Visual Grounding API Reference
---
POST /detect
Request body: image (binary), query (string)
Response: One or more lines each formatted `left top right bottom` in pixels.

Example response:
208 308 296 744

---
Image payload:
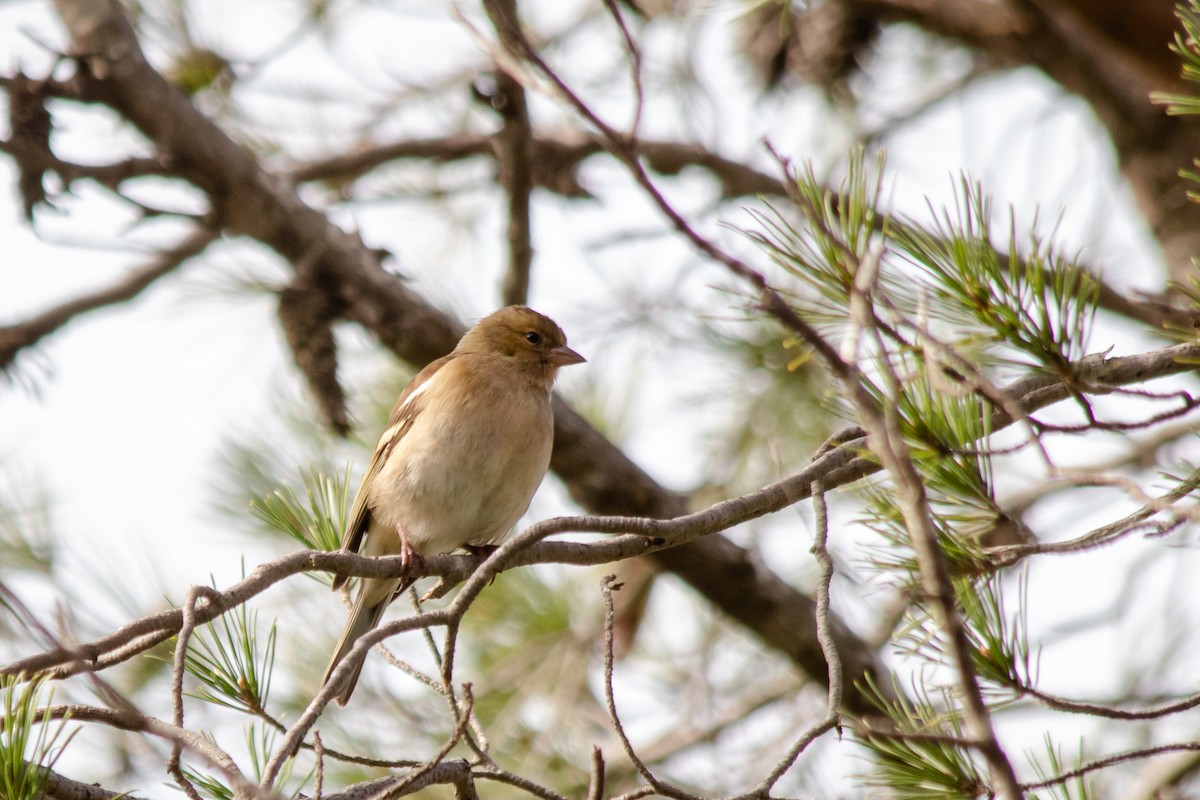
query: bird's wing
332 355 453 590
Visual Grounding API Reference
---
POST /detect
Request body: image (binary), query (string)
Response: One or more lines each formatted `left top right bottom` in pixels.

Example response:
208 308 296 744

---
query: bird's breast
367 374 554 555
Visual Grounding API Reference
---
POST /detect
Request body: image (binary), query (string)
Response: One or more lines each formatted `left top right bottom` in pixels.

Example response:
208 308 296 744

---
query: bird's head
457 306 585 378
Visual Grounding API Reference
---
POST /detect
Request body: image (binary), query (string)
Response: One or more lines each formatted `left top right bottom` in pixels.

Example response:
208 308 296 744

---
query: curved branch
288 133 787 201
0 228 217 373
318 760 478 800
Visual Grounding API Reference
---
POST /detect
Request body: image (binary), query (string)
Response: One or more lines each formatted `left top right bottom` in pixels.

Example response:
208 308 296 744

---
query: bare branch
318 760 478 800
600 0 645 135
586 747 605 800
1018 684 1200 721
474 768 571 800
288 134 786 201
167 585 220 800
312 732 325 800
988 473 1200 567
599 575 698 800
483 0 536 307
0 227 217 373
41 765 151 800
1020 741 1200 793
742 482 841 798
278 265 351 436
842 243 1020 799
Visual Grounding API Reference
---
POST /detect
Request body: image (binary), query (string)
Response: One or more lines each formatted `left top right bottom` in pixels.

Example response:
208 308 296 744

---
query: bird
321 305 585 705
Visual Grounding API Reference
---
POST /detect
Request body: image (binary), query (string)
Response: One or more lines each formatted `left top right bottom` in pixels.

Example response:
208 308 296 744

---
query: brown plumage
322 306 585 705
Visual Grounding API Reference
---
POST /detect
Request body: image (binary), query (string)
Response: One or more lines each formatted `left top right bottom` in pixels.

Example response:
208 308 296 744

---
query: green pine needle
1027 734 1094 800
857 676 989 799
179 767 234 800
958 574 1034 694
181 725 311 800
743 146 902 329
0 675 75 800
889 180 1098 371
182 595 277 715
249 466 350 554
1153 1 1200 116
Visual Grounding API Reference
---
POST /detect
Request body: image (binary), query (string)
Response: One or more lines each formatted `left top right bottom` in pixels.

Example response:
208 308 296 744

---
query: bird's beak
548 345 586 367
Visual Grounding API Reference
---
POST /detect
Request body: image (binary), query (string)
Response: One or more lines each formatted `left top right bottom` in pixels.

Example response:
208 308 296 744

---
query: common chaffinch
321 305 585 705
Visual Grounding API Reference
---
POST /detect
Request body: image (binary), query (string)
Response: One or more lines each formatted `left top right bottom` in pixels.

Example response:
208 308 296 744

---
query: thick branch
42 767 150 800
288 133 787 201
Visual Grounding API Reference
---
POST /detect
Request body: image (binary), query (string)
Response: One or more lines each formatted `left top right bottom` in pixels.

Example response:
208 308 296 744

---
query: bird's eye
524 331 542 345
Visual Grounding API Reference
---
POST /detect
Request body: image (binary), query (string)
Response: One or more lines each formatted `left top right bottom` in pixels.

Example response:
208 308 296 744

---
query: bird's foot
399 536 427 577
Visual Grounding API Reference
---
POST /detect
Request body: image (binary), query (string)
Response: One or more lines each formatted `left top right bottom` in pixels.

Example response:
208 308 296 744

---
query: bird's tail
322 581 394 707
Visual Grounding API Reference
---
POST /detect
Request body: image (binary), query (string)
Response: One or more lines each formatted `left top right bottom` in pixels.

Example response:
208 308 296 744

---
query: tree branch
0 227 217 373
483 0 536 307
41 765 150 800
841 246 1021 799
319 760 478 800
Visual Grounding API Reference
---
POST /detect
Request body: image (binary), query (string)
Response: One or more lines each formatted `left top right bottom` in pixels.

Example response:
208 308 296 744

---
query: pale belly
365 386 553 556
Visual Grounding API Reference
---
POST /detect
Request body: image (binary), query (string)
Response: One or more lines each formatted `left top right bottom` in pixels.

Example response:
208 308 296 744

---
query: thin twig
599 0 644 136
1003 418 1200 514
842 243 1022 799
319 760 478 800
482 0 535 307
1020 741 1200 792
987 474 1200 567
607 789 656 800
473 768 570 800
1018 684 1200 721
741 482 841 798
598 576 701 800
314 731 326 800
167 585 219 800
363 686 477 800
586 746 605 800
